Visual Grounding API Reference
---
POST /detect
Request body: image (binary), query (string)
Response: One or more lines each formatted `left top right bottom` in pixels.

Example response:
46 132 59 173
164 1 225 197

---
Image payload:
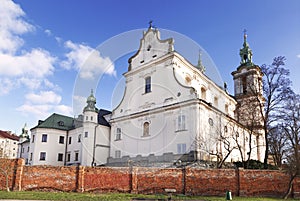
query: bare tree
209 120 239 168
260 56 292 168
237 95 263 168
0 158 12 192
280 93 300 199
268 126 288 168
194 117 244 169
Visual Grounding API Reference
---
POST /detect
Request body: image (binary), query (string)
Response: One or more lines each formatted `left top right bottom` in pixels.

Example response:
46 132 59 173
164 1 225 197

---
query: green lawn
0 191 295 201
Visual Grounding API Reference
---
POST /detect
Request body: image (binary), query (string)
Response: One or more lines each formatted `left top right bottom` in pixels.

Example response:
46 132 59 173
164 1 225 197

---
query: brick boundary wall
0 159 299 198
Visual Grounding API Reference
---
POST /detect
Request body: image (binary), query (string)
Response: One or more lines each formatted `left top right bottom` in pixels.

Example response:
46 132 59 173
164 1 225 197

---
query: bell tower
232 31 264 109
232 31 265 161
83 89 98 123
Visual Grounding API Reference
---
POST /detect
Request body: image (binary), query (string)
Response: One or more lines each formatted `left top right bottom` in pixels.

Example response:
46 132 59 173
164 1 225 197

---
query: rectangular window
225 104 229 114
30 153 32 161
78 134 81 142
22 148 24 153
177 115 186 131
85 132 88 138
115 150 121 158
68 136 72 144
27 147 30 152
32 135 35 143
74 152 79 161
59 136 65 144
145 77 151 93
177 143 186 154
67 152 71 162
40 152 46 161
242 77 247 94
214 97 218 107
116 128 121 140
41 134 47 142
58 153 63 161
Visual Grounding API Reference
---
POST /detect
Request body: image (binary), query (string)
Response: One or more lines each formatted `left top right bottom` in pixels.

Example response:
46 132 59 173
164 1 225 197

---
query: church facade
24 27 265 167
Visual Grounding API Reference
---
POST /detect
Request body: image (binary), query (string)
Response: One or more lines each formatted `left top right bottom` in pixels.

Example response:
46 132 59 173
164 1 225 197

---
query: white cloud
25 91 62 105
297 54 300 58
0 48 56 77
17 90 73 119
73 95 87 114
55 105 73 116
62 40 116 79
55 36 62 44
44 29 52 36
0 77 17 95
17 104 52 119
0 0 34 54
0 1 57 95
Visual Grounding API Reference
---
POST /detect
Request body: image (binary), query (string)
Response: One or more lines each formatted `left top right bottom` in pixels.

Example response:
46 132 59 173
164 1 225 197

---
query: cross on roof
149 20 153 28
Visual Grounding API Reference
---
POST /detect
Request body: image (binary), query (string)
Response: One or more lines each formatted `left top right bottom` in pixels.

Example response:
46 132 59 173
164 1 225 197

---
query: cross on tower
149 20 153 28
243 29 247 39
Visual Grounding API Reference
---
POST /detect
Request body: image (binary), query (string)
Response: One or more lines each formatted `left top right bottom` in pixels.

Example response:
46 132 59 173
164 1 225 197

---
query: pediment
128 28 174 71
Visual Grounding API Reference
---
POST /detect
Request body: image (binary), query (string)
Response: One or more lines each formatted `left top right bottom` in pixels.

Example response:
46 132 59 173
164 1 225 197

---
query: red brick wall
133 167 183 194
0 158 21 191
83 167 131 192
0 158 299 198
239 169 290 197
21 165 77 191
185 168 238 196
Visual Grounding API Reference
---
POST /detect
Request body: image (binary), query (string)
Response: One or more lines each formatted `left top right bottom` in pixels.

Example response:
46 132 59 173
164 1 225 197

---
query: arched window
145 77 151 93
143 122 150 136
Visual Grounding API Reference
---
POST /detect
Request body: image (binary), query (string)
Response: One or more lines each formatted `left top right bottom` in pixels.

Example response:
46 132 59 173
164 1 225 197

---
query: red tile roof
0 130 19 141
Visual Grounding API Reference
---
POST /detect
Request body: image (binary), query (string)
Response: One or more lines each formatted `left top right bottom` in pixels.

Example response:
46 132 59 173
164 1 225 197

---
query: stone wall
0 158 299 198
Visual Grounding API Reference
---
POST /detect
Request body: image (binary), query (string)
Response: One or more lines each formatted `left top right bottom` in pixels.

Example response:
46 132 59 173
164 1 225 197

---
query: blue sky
1 0 300 134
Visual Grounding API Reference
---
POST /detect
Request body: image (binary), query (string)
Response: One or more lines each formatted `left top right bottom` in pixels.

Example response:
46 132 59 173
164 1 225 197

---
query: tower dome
83 89 98 113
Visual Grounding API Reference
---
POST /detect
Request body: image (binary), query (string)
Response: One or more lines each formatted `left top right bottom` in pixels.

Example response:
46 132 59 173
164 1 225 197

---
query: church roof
31 110 111 131
0 130 19 141
98 109 111 127
31 113 74 131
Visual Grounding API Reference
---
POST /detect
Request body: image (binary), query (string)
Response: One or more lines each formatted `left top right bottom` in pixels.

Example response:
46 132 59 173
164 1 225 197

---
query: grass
0 191 296 201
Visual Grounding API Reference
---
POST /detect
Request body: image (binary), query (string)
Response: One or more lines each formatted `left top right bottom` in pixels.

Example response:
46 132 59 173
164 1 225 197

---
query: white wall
0 137 18 159
30 128 67 166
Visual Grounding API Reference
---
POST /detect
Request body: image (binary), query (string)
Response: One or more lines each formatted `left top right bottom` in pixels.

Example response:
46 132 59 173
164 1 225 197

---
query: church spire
196 50 206 73
20 123 28 138
239 29 253 66
83 89 98 113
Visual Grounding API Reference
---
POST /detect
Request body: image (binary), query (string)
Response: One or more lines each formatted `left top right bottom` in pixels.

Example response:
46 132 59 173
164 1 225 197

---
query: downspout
108 125 111 162
64 130 69 166
19 143 23 158
92 124 99 167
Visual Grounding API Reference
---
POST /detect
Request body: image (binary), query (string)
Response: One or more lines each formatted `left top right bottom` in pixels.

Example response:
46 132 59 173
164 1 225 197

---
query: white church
19 26 266 167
